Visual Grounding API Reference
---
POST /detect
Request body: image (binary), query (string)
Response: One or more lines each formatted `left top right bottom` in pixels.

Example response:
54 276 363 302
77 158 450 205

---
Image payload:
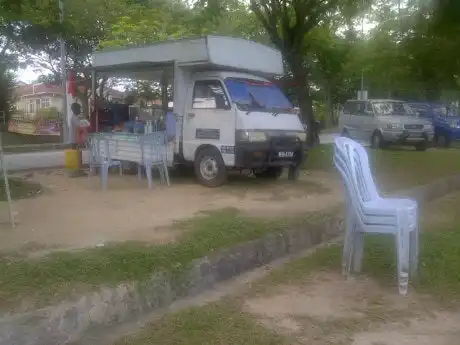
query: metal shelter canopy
89 36 284 78
76 62 174 82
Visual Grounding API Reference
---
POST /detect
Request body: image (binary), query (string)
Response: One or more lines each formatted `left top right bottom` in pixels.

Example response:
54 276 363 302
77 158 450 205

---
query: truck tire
341 129 350 138
415 141 428 151
194 147 228 187
371 132 384 149
287 165 300 181
254 167 283 179
435 133 451 148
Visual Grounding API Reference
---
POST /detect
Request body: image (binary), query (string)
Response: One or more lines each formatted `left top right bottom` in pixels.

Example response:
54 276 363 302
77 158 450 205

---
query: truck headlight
386 123 403 130
284 131 307 142
238 130 268 142
449 120 460 129
295 132 307 142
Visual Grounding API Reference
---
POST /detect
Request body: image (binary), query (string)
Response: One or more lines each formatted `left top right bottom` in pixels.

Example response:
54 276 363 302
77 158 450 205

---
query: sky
17 65 40 83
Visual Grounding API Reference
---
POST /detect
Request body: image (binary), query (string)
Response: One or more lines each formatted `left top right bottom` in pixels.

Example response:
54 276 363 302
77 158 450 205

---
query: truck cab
407 102 460 147
83 36 306 187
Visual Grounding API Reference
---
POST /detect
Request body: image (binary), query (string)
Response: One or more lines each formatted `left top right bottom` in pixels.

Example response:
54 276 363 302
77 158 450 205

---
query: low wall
1 174 460 345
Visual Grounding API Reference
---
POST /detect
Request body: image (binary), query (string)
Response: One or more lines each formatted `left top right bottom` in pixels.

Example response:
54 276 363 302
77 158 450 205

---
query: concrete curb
1 174 460 345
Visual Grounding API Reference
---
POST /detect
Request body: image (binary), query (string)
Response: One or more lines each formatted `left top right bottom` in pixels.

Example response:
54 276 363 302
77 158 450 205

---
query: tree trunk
290 61 316 146
324 81 332 129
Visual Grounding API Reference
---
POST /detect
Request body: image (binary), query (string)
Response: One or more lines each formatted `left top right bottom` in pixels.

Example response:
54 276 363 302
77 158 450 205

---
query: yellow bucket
64 149 82 170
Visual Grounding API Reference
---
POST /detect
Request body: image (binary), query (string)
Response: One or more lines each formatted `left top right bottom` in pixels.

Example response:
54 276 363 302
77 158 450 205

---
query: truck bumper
382 130 434 144
449 128 460 141
234 137 305 169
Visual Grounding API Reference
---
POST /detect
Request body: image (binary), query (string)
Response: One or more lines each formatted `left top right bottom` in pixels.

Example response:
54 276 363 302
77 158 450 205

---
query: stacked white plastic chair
138 131 170 189
86 134 123 190
333 137 419 295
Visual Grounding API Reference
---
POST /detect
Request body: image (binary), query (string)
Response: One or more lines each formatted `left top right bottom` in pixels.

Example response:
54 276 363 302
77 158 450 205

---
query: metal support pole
91 69 98 132
360 0 365 93
0 133 15 228
161 72 168 116
58 0 69 144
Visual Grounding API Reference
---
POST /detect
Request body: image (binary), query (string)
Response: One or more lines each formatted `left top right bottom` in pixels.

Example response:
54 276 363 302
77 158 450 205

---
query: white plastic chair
86 134 123 190
333 137 419 295
138 131 170 188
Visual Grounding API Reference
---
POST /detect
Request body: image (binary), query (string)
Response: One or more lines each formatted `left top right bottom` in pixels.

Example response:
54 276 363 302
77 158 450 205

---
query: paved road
3 133 338 171
4 150 90 172
319 132 338 144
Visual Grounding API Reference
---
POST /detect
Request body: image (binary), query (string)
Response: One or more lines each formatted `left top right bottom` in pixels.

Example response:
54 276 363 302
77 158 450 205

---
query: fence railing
8 112 62 136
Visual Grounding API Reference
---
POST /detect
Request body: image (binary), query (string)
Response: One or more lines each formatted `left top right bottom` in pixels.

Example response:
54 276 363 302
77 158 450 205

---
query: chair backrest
333 137 381 224
89 131 168 165
141 131 168 164
86 133 108 163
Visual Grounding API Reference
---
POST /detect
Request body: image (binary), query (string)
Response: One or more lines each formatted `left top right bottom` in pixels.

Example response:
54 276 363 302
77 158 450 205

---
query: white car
339 99 434 151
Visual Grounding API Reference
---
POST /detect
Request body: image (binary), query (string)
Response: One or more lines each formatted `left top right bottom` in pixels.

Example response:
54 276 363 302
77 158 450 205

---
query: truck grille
271 136 297 149
404 124 423 130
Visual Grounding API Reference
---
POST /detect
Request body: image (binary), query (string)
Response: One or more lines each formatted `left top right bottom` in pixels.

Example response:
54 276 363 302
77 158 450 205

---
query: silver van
338 99 434 150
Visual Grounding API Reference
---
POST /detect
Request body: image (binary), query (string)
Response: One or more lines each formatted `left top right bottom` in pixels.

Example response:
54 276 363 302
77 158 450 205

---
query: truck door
361 101 376 140
182 79 236 166
350 101 367 140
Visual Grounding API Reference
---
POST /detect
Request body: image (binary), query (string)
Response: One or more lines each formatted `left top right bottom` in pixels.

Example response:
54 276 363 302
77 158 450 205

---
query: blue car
407 102 460 147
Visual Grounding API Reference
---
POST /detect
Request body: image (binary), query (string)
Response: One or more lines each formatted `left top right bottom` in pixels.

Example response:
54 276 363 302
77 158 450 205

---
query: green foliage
0 66 15 119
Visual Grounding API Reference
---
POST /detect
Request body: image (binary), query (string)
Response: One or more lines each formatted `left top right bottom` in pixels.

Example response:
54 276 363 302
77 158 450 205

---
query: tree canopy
1 0 459 129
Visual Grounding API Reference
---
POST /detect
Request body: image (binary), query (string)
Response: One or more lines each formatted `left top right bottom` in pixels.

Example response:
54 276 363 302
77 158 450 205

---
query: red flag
67 72 77 98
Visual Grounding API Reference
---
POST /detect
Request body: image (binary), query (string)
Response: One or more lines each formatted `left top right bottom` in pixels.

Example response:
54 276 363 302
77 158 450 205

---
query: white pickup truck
79 36 306 187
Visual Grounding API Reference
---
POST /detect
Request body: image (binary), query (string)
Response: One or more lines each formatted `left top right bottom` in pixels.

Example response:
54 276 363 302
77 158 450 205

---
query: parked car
338 99 434 151
407 102 460 147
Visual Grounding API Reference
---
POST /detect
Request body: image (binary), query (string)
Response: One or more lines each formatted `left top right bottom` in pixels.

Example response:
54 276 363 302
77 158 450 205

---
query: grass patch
255 191 460 300
114 301 288 345
303 144 460 191
110 192 460 345
0 178 42 200
1 132 60 146
0 208 332 311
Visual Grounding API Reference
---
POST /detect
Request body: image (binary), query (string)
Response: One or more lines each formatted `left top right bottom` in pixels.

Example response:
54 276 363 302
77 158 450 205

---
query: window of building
41 97 51 108
27 99 35 114
192 80 230 110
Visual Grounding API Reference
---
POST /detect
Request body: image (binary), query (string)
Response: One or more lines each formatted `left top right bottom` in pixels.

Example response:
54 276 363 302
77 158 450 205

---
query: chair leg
342 208 355 277
88 164 94 178
145 164 153 189
396 226 410 296
118 164 123 177
163 162 170 186
158 166 165 184
352 231 365 273
137 164 142 181
100 163 109 191
409 226 419 277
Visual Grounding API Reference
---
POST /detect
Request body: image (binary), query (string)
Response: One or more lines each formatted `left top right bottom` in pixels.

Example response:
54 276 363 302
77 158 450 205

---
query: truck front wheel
194 147 228 187
254 167 283 179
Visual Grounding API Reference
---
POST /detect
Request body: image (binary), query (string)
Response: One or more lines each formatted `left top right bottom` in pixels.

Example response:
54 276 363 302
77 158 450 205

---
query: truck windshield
433 105 457 117
372 101 414 116
224 78 293 112
409 103 457 117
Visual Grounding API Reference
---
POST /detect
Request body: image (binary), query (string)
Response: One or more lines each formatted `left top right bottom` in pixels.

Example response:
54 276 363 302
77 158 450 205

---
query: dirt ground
0 169 342 253
244 271 460 345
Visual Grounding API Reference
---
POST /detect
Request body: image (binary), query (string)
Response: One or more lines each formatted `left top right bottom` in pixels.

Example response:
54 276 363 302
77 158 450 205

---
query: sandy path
0 170 342 252
244 271 460 345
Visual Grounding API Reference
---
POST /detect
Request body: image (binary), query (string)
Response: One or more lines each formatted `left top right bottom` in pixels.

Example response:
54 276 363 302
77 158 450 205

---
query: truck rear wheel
254 167 283 179
415 141 428 151
435 133 451 148
371 132 384 149
194 147 228 187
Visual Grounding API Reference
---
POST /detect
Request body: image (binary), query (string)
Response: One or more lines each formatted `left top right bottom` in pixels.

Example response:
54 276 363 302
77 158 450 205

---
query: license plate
278 151 294 158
